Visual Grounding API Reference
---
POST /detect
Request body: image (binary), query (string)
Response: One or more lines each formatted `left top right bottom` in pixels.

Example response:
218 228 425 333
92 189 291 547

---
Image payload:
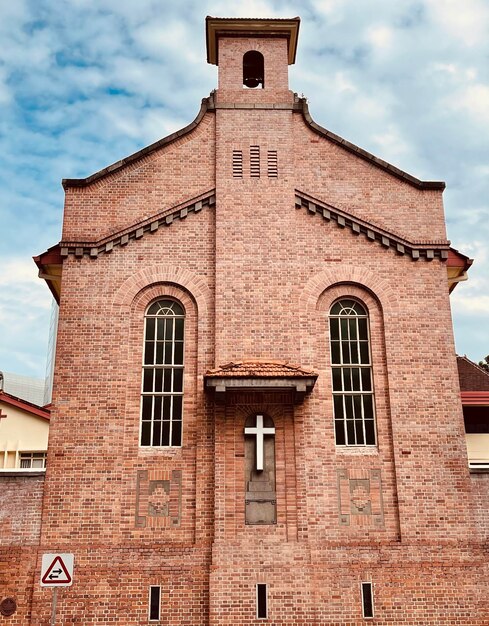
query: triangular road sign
41 556 72 585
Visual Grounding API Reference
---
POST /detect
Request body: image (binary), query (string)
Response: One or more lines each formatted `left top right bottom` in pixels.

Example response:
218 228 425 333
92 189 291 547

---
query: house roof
62 97 212 189
205 16 301 65
61 95 445 192
38 87 468 302
461 391 489 406
447 248 473 293
204 360 318 402
0 390 50 421
205 360 317 378
457 355 489 392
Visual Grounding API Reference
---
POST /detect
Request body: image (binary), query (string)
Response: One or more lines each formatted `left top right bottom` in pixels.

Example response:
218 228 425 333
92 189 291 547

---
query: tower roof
205 16 300 65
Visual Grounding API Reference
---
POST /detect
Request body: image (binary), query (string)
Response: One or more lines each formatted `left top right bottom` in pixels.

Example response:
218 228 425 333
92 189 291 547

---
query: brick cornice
295 190 450 262
296 98 445 190
58 191 216 260
62 96 216 189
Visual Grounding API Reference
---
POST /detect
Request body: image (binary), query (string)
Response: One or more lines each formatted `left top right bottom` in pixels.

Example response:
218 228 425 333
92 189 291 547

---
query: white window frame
19 452 47 470
140 299 185 448
329 299 377 447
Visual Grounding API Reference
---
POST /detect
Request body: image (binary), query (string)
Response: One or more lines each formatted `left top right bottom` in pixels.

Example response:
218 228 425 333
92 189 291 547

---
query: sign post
50 588 58 626
40 553 74 626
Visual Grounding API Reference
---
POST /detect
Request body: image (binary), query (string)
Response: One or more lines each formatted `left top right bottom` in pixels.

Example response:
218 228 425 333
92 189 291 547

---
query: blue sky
1 0 488 378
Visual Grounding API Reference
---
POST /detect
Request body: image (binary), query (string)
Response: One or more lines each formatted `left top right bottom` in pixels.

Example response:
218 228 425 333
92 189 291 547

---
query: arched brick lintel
301 265 399 315
111 265 212 321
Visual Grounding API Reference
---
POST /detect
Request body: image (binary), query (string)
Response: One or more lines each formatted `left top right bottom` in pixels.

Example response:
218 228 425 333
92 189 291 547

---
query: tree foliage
478 355 489 373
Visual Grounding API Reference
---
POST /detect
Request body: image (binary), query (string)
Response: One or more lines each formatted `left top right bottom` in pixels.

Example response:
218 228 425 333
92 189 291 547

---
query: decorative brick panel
337 468 384 527
135 469 183 528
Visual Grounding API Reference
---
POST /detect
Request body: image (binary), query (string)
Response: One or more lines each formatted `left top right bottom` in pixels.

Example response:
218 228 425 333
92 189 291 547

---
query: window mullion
330 301 375 447
141 301 184 448
150 396 155 446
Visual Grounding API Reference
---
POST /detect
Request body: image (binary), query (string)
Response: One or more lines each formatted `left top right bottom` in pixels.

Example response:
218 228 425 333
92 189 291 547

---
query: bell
244 76 261 89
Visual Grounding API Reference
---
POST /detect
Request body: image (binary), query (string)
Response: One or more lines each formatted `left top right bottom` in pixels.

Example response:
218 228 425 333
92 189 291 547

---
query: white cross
244 414 275 471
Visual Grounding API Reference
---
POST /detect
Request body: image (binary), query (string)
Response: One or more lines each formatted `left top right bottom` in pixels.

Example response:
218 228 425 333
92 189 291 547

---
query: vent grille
250 145 260 178
232 150 243 178
267 150 278 178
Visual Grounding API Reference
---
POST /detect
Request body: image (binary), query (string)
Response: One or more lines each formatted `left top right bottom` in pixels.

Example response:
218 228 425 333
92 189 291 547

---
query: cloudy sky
1 0 488 379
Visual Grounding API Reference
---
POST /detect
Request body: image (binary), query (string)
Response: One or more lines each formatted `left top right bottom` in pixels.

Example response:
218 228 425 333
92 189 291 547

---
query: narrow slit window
267 150 278 178
329 299 376 446
361 582 374 618
232 150 243 178
141 299 185 447
256 583 267 619
149 586 161 621
250 146 260 178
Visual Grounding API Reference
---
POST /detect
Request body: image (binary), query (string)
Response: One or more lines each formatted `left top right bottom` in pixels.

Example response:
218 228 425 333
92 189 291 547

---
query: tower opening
243 51 264 88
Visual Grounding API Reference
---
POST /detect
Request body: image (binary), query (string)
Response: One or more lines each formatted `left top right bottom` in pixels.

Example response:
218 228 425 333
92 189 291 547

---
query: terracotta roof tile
205 360 317 378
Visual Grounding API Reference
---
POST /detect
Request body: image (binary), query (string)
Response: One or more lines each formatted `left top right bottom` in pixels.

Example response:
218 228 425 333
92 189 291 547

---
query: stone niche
244 414 276 524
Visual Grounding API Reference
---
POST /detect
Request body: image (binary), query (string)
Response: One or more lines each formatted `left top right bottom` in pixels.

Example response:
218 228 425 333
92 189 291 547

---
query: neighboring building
0 391 49 471
457 355 489 471
0 371 45 406
1 16 487 625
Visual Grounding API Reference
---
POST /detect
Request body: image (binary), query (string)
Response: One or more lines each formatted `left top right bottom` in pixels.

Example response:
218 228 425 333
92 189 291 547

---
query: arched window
329 299 376 446
140 299 184 447
243 51 264 89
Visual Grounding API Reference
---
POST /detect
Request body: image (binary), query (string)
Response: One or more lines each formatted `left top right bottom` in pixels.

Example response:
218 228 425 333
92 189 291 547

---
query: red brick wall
3 27 487 625
0 474 44 624
209 562 485 625
471 474 489 542
294 114 447 242
216 37 293 105
0 474 44 544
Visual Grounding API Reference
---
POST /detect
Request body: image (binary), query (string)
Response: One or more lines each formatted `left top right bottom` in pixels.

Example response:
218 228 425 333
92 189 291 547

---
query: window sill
335 446 379 456
469 464 489 473
138 446 182 457
0 469 46 476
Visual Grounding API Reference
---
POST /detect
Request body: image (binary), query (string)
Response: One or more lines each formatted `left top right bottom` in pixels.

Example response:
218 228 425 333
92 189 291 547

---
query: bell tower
206 16 300 105
206 17 303 365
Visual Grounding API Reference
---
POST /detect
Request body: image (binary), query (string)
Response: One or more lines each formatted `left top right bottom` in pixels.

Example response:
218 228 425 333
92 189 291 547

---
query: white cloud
333 71 357 94
0 259 39 286
367 25 394 49
451 292 489 320
0 258 52 377
371 125 412 161
427 0 489 47
452 83 489 126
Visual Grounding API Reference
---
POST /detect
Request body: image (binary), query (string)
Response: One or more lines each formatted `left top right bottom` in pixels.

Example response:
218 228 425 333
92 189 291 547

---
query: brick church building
2 16 488 624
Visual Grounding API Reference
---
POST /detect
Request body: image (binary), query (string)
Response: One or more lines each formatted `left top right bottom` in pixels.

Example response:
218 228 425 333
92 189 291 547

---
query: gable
61 108 216 243
293 107 447 243
0 395 49 455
